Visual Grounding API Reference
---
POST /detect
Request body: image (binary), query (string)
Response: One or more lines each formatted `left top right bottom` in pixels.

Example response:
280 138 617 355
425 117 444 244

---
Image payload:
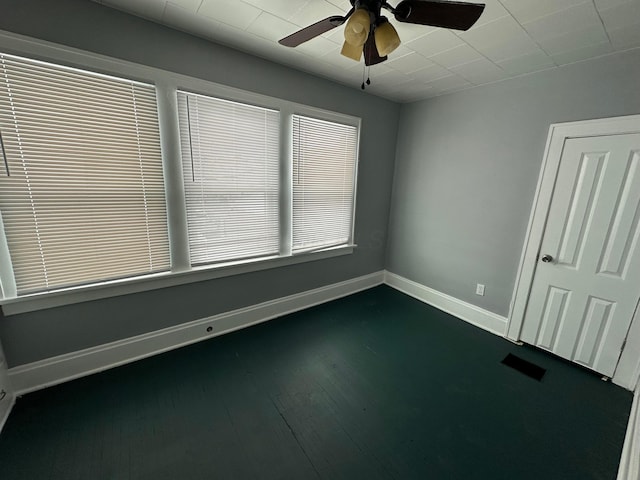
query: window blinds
292 115 357 253
0 53 169 294
177 92 280 265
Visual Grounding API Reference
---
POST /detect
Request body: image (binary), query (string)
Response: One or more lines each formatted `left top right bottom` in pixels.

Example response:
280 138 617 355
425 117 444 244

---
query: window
292 115 358 253
0 39 361 313
177 91 280 265
0 53 169 294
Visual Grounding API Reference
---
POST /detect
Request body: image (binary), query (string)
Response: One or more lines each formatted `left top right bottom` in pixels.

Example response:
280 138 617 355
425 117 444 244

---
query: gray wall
387 48 640 317
0 0 400 366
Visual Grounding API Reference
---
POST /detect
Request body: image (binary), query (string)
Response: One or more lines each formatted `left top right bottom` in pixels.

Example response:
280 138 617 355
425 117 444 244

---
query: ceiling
91 0 640 102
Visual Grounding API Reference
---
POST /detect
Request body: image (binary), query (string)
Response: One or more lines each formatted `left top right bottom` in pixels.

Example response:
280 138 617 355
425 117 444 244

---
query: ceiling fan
279 0 486 66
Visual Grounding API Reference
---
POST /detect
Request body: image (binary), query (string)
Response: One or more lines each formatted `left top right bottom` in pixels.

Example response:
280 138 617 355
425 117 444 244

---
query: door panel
536 286 570 350
556 151 606 267
521 134 640 377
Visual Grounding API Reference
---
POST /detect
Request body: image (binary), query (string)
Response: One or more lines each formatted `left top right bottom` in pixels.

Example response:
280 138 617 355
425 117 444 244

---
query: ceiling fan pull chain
361 63 366 90
366 66 371 86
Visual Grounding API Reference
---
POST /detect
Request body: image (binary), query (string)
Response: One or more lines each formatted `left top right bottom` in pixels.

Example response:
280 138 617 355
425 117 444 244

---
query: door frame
506 114 640 390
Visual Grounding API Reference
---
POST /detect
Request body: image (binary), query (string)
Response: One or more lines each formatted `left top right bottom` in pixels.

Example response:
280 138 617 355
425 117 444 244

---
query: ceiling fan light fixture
343 7 371 46
374 19 401 57
278 0 487 73
340 40 363 61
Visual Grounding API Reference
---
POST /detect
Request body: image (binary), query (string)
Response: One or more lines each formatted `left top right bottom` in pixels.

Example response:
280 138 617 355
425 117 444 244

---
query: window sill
0 245 355 316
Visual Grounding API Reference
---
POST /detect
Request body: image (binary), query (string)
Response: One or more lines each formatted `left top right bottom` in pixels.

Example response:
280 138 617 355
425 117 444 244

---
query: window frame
0 30 360 315
176 90 282 266
291 113 360 254
0 52 171 295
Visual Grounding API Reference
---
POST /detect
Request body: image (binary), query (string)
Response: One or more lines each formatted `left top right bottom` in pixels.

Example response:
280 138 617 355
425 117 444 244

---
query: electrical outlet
476 283 485 296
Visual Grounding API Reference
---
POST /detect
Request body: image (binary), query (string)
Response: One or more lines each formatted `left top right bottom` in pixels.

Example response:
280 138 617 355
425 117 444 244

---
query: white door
521 133 640 377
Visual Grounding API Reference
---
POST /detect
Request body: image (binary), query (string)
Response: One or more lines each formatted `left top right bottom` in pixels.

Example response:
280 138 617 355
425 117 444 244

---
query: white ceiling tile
97 0 637 103
391 82 433 94
459 16 540 62
500 0 586 24
478 40 542 63
102 0 167 21
521 2 602 41
456 15 515 43
537 24 609 55
386 52 435 74
598 0 640 31
370 80 433 98
387 44 414 59
241 0 307 21
163 2 240 42
594 0 632 9
373 68 417 87
246 12 297 42
294 34 338 56
198 0 262 30
449 57 510 85
391 20 436 43
411 63 452 83
324 0 350 9
473 0 510 27
607 21 640 49
497 48 556 75
428 43 483 68
551 42 614 65
359 62 394 78
289 0 343 27
424 74 471 92
322 23 346 42
406 30 464 57
168 0 202 13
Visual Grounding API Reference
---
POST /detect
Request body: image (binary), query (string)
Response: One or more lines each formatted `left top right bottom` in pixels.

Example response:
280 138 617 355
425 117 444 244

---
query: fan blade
364 31 387 66
279 16 347 47
394 0 485 31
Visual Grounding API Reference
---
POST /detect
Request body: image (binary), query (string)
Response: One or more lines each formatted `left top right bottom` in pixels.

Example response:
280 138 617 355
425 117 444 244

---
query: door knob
541 254 553 263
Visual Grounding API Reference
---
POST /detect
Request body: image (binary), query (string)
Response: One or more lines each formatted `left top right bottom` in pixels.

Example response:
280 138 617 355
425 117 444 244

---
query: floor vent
501 353 546 381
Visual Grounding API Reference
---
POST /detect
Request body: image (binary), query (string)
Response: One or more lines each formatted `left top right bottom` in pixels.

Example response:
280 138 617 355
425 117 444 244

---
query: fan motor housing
350 0 386 19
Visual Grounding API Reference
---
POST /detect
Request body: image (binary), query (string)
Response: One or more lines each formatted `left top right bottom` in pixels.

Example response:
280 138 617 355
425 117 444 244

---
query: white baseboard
618 385 640 480
8 271 385 396
384 271 508 337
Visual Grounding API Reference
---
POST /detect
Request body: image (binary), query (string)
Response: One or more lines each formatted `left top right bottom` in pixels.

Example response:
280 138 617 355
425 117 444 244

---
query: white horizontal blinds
0 53 169 294
177 92 280 265
292 115 357 253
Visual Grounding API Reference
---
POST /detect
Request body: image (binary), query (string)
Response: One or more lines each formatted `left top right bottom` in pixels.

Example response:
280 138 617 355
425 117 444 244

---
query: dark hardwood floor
0 286 632 479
